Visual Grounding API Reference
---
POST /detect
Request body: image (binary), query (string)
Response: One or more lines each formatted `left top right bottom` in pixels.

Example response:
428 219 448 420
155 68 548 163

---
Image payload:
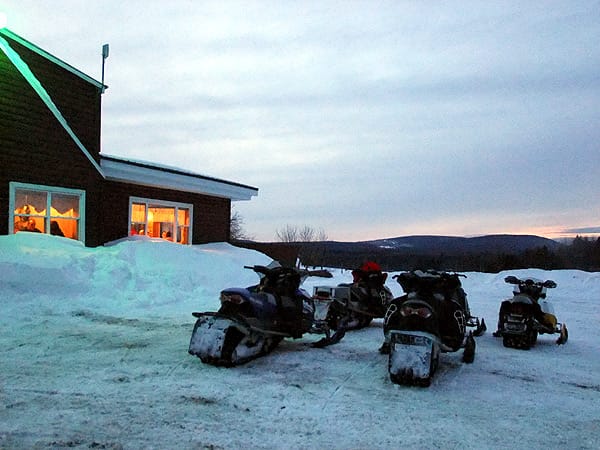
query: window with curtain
10 182 85 241
129 197 192 244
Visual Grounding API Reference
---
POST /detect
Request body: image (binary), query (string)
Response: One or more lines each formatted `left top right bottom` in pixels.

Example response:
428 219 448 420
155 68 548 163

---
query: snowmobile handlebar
504 275 556 289
392 270 466 282
392 270 466 294
244 265 270 274
304 269 333 278
392 269 467 284
243 265 332 278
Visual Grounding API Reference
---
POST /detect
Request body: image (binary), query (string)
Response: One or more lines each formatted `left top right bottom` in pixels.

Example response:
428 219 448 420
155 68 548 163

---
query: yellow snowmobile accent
542 313 557 330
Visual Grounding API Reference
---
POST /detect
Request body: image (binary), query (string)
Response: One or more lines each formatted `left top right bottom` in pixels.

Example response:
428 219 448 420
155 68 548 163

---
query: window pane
177 226 189 244
14 216 29 232
15 216 45 234
147 206 174 238
50 218 78 239
131 203 146 224
14 189 47 215
160 226 173 241
177 208 190 244
178 208 189 226
130 224 145 235
51 193 79 217
149 206 174 223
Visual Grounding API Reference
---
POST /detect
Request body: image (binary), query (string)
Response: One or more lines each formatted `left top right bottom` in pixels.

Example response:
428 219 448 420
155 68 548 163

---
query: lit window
129 197 192 244
9 182 85 242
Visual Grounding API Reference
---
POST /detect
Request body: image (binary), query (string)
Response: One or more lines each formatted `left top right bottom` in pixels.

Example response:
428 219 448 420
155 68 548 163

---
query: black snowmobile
313 261 394 331
493 275 568 349
188 263 346 366
381 270 486 387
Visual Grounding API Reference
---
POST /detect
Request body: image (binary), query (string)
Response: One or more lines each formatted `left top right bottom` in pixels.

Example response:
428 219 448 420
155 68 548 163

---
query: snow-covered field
1 233 599 449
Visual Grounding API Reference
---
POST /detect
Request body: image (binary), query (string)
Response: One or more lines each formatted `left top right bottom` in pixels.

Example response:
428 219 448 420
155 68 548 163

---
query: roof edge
100 155 258 201
0 28 106 90
101 154 258 192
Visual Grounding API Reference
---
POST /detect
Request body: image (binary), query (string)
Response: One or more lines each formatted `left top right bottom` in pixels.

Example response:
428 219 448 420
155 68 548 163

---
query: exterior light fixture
101 43 109 93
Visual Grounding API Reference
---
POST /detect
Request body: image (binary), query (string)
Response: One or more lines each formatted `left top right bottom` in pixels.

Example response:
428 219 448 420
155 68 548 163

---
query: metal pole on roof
101 43 109 94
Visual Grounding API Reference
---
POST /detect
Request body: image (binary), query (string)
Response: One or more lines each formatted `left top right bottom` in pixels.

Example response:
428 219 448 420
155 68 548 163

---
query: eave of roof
100 155 259 201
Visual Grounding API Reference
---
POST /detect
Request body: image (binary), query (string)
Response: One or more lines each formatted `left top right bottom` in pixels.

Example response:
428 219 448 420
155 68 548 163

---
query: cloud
563 227 600 234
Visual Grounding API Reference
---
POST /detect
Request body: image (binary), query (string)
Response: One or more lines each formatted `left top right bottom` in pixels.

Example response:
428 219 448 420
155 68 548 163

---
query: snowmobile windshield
257 267 302 296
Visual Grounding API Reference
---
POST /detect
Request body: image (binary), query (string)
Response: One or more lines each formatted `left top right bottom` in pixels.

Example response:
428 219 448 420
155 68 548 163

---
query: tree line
297 236 600 273
231 217 600 272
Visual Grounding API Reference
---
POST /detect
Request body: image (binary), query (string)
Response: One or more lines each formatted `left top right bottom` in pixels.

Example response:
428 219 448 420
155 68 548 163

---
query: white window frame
128 196 193 245
9 181 86 243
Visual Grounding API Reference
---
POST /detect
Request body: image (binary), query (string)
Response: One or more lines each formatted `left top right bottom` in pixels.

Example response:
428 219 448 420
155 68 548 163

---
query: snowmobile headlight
399 305 432 319
220 292 244 304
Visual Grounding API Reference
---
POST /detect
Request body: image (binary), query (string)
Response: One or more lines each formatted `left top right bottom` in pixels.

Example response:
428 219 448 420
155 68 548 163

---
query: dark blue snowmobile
188 263 346 366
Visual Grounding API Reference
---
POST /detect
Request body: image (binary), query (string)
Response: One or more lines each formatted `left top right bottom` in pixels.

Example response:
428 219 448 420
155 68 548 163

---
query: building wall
195 194 231 244
99 181 231 245
1 34 102 161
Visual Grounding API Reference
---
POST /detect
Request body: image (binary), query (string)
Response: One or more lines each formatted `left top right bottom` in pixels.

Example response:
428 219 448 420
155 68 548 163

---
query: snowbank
1 234 598 449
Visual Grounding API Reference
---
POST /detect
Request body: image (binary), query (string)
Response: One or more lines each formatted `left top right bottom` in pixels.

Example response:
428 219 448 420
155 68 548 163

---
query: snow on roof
100 154 258 201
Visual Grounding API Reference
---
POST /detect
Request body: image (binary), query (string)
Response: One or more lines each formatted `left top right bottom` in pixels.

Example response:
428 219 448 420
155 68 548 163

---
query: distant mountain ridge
365 234 561 255
293 234 563 270
299 234 561 256
240 234 594 272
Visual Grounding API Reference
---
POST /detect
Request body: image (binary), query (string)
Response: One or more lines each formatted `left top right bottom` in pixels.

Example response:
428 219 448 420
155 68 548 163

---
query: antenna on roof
101 43 109 94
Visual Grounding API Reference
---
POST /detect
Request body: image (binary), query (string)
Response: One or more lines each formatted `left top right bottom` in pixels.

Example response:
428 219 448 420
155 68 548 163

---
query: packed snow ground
1 233 599 450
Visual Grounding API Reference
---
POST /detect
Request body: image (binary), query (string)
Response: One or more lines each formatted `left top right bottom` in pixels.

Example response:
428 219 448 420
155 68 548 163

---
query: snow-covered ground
1 233 599 449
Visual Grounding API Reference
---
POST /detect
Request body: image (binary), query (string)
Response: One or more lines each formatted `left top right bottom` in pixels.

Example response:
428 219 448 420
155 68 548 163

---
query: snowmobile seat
221 287 255 304
352 261 386 284
352 269 387 287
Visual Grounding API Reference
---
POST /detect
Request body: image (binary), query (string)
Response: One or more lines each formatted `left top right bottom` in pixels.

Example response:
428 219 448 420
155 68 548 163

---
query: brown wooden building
0 28 258 247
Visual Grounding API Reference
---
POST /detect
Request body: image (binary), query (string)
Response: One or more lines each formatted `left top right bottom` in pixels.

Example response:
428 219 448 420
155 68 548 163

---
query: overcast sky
3 1 599 242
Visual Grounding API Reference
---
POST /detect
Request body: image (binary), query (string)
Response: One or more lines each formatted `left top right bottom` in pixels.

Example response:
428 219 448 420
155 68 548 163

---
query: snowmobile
188 263 346 366
493 275 568 349
313 261 394 331
381 270 487 387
